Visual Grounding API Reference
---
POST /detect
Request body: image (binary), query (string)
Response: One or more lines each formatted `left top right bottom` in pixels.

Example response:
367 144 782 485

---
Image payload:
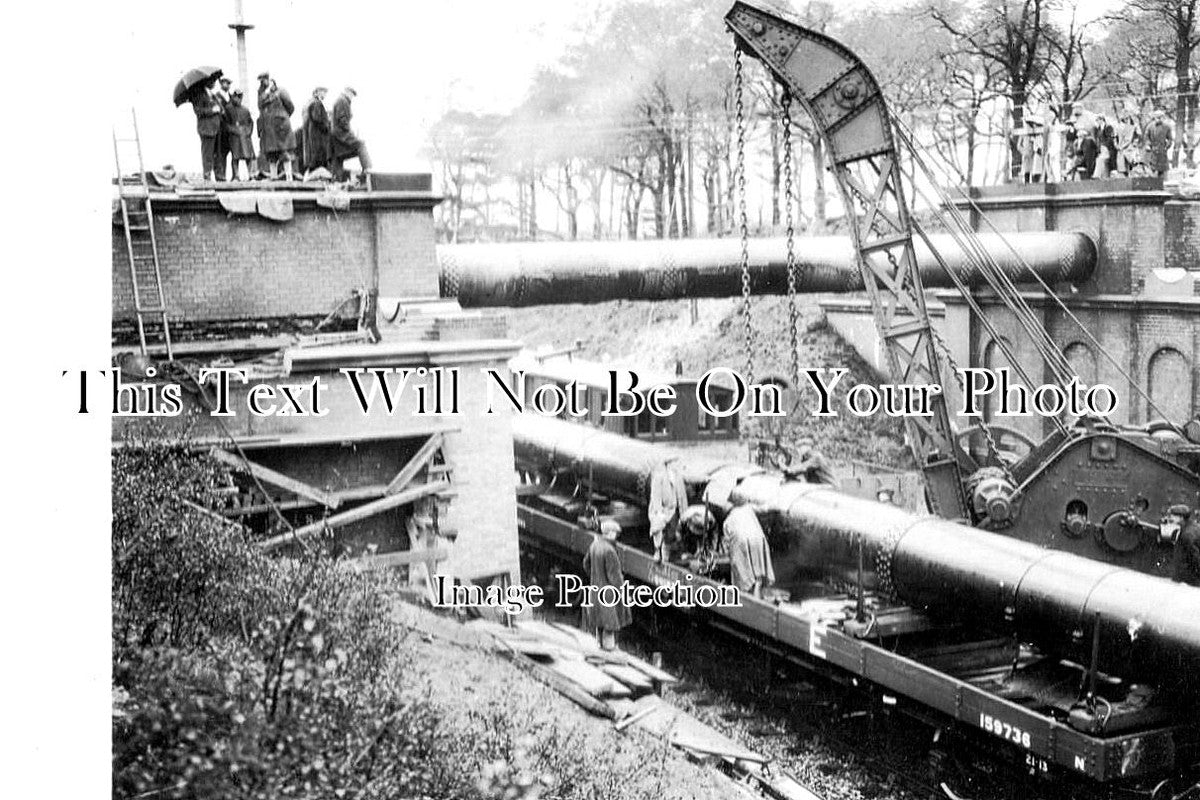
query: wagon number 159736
979 713 1032 749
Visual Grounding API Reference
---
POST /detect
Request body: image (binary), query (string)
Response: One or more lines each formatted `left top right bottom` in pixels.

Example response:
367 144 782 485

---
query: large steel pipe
513 415 1200 681
442 232 1096 307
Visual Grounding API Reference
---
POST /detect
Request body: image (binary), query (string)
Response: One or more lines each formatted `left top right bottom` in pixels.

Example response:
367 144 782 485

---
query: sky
117 0 1127 175
115 0 612 173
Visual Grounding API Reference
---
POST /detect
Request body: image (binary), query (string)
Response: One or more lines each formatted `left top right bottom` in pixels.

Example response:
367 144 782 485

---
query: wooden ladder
113 108 173 359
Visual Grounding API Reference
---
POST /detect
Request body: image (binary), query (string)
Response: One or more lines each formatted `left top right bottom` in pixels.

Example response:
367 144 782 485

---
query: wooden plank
669 734 767 765
347 546 449 570
258 480 450 552
547 659 630 698
226 484 389 517
513 620 594 652
549 621 604 651
385 433 445 495
500 638 562 660
614 702 658 731
597 663 655 693
177 498 249 533
587 650 678 685
330 484 390 503
210 448 341 509
494 637 616 719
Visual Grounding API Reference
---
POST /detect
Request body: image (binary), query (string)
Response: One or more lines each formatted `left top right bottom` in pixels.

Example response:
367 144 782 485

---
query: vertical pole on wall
229 0 254 92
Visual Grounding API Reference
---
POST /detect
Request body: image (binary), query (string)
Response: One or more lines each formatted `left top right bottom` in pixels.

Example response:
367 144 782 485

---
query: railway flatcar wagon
514 416 1200 798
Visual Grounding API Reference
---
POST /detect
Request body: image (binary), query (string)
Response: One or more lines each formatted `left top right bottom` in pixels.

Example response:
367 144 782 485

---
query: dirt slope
502 296 913 467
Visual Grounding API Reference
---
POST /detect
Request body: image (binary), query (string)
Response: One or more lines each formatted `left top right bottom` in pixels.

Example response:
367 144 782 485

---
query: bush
112 438 699 800
111 439 452 799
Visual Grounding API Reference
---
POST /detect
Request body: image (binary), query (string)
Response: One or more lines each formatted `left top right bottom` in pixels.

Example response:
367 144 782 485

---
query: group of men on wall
189 71 371 183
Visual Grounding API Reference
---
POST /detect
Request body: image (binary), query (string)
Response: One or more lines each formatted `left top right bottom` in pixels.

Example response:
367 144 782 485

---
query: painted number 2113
979 713 1032 749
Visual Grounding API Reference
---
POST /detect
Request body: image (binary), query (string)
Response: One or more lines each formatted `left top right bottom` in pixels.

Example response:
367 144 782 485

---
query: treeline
428 0 1200 242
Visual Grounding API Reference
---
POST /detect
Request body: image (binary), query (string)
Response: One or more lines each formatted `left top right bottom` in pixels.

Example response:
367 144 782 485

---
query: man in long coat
257 71 296 180
723 504 775 597
332 87 372 181
221 89 255 181
582 519 632 650
213 75 233 181
190 80 223 181
301 87 332 173
648 459 689 563
1146 110 1174 178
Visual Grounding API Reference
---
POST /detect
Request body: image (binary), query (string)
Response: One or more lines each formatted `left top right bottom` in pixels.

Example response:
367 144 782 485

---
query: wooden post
210 448 341 509
258 480 450 552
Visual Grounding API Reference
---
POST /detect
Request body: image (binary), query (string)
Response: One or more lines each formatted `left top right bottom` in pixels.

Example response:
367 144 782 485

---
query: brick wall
936 295 1198 437
1165 201 1200 272
375 210 440 299
113 191 442 324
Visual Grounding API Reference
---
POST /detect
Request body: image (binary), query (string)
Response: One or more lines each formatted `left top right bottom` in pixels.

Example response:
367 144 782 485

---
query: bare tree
1120 0 1200 165
930 0 1055 180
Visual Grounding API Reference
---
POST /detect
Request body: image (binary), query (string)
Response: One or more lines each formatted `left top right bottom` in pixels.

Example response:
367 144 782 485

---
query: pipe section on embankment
513 415 1200 682
441 232 1096 307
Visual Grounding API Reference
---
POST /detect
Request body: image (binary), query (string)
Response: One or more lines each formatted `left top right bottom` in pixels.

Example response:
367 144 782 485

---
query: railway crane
721 0 1199 574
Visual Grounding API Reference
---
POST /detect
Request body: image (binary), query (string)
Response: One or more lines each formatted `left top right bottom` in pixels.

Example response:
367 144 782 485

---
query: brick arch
982 337 1017 422
1147 346 1193 423
1064 342 1097 386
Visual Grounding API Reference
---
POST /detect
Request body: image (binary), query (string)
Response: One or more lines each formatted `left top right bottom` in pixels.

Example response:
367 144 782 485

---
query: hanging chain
781 90 802 393
735 46 755 384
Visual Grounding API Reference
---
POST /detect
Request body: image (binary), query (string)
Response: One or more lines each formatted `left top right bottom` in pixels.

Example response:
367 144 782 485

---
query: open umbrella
173 66 223 107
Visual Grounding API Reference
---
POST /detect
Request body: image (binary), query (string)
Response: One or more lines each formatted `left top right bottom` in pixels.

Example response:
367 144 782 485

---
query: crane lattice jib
725 0 971 521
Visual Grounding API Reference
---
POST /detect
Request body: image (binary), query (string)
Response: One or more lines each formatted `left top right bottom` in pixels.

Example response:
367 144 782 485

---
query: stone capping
933 288 1200 311
143 189 443 212
944 179 1172 211
284 338 523 373
818 297 946 317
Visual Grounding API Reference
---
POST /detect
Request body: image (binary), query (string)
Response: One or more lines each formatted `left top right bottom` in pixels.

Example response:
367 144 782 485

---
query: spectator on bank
1073 128 1099 180
332 87 372 182
1146 109 1174 178
1094 115 1116 178
213 75 233 181
301 87 333 173
1020 115 1047 184
1114 109 1142 176
257 71 296 181
190 79 223 182
222 89 255 181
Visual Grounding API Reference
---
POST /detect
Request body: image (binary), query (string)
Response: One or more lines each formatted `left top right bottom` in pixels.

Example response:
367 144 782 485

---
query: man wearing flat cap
582 519 632 650
1146 109 1174 178
257 71 296 180
332 86 372 182
1163 504 1200 586
222 88 255 181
